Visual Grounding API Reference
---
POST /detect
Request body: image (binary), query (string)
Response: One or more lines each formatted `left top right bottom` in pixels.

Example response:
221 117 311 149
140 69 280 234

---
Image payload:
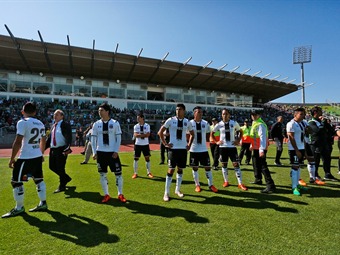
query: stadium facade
0 27 298 112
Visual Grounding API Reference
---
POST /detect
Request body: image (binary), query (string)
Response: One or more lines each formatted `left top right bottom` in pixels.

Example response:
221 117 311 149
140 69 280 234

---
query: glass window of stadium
196 95 206 104
127 90 146 100
166 93 182 102
54 84 72 96
184 94 195 103
92 86 108 98
207 96 215 104
10 81 32 93
74 85 90 97
109 88 125 98
0 79 7 92
33 82 52 95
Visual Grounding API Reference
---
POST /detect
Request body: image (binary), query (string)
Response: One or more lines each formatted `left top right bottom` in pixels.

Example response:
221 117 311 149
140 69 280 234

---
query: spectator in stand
239 119 252 165
270 116 285 166
209 118 220 170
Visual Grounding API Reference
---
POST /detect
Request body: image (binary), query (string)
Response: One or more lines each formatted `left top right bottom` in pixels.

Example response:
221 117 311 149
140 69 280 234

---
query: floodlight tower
293 45 312 104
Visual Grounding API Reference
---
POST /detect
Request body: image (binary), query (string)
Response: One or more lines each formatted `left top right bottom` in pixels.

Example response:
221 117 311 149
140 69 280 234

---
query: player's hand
112 152 118 159
166 143 173 148
296 150 302 159
9 158 15 168
259 151 265 158
217 140 223 145
93 154 97 160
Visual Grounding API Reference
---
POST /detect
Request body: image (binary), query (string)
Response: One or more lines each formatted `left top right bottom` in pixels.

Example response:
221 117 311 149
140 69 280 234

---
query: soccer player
91 103 126 203
47 109 73 193
132 113 153 179
286 108 309 196
158 103 194 202
249 110 276 193
300 112 325 185
188 106 218 193
211 108 248 191
2 102 47 218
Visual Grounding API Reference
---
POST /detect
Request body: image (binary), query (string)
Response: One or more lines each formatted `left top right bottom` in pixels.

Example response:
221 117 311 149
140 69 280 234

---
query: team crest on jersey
202 124 205 128
230 124 234 128
184 122 187 126
109 124 114 129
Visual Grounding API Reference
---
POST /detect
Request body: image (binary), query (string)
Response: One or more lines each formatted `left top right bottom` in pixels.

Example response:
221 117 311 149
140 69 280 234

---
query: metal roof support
67 35 74 77
185 60 212 86
147 52 169 84
127 48 143 82
197 63 227 87
4 24 32 73
166 57 192 84
251 70 262 77
91 40 95 78
108 43 119 80
38 30 54 74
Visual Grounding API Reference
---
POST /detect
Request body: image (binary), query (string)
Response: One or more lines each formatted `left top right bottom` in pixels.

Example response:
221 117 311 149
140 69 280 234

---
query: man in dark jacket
46 109 73 193
308 106 336 181
270 116 285 166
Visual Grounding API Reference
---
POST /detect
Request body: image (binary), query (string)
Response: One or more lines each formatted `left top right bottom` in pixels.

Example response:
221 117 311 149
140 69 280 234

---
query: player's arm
9 134 23 168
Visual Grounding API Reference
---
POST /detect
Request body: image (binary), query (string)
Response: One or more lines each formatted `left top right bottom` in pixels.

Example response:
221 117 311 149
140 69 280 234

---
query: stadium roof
0 30 298 103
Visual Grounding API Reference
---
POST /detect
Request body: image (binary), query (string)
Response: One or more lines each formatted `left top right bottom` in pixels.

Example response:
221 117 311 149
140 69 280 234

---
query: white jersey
164 117 193 149
300 120 310 144
134 122 150 146
189 119 210 152
213 120 240 148
16 117 45 159
91 119 122 153
286 119 305 150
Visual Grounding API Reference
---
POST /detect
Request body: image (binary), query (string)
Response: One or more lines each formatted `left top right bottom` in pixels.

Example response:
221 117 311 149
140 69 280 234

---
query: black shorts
96 151 122 175
12 156 43 183
305 143 313 157
134 144 151 158
189 151 211 167
168 149 187 169
288 149 305 167
219 147 239 163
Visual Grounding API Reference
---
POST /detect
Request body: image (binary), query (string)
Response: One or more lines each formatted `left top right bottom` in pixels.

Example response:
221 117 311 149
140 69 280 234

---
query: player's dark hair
176 103 186 111
99 103 111 114
23 102 36 114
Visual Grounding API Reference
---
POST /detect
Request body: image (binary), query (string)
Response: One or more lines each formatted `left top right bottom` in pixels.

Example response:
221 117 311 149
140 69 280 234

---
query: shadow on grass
22 210 119 247
65 187 208 224
183 188 308 213
121 200 209 224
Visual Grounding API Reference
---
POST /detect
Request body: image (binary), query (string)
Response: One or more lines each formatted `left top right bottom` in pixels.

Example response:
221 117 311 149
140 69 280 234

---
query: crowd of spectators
0 98 338 141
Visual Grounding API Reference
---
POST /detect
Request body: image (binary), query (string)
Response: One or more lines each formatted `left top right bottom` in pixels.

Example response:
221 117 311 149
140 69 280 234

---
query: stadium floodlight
251 70 262 77
241 68 251 75
39 72 44 77
217 64 227 71
80 76 84 80
261 73 271 79
203 60 212 69
16 70 20 75
279 77 288 82
293 45 312 104
229 66 240 73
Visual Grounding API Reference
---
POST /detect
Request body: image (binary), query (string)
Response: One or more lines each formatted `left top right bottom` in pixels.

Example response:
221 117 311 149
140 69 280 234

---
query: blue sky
1 0 339 104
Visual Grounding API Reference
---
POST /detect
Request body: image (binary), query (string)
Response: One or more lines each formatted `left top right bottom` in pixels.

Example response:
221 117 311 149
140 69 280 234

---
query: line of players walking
2 102 340 218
